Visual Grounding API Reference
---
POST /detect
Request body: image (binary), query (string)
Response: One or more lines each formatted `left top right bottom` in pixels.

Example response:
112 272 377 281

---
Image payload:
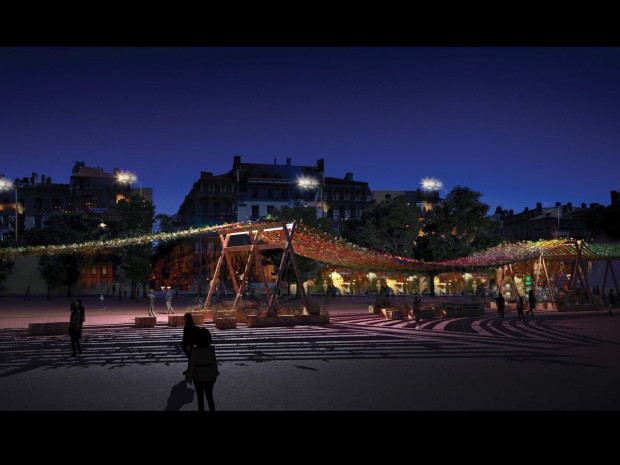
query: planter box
215 317 237 329
245 314 329 328
29 322 70 336
190 311 205 324
135 316 156 328
168 315 186 326
381 308 404 320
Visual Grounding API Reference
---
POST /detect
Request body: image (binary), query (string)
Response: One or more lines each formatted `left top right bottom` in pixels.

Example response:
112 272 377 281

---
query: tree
414 186 502 296
24 211 105 298
0 258 14 287
594 201 620 240
102 195 155 299
343 197 423 257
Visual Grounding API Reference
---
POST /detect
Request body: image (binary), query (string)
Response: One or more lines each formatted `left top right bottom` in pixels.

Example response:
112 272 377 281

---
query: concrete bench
135 316 157 328
168 315 186 326
214 317 237 329
29 322 70 336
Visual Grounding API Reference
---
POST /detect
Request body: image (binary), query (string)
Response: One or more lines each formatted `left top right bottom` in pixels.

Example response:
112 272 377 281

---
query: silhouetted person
516 295 525 322
496 292 505 319
181 312 197 374
412 292 421 329
166 289 174 314
607 289 616 316
68 301 82 356
99 294 105 309
527 289 536 318
147 289 156 316
24 285 30 301
186 328 219 411
77 299 85 324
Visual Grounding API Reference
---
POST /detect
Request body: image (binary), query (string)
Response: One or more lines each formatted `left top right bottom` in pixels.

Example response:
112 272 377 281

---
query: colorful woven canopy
1 221 619 272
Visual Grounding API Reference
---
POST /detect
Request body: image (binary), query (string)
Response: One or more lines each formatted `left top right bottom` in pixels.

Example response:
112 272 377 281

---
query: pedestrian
186 328 219 411
516 295 525 322
147 289 156 316
181 312 198 374
166 288 174 314
77 299 85 324
412 292 421 329
496 292 505 319
527 289 536 318
99 294 105 309
607 289 616 316
68 301 82 356
24 285 30 301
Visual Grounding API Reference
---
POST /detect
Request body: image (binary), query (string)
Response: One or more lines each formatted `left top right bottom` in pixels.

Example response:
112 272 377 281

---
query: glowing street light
297 176 324 218
116 170 142 196
420 177 443 191
0 177 18 243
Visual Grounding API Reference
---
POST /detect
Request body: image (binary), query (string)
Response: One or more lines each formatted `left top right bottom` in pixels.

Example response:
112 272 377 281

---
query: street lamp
297 176 324 218
116 171 142 197
0 177 18 243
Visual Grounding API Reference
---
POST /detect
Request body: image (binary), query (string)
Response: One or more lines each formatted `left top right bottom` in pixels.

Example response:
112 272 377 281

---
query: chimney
345 173 353 181
509 209 513 216
274 158 277 165
536 202 542 214
31 172 38 184
555 202 561 207
286 157 291 167
612 190 619 205
233 155 241 168
47 177 51 183
524 207 529 212
567 202 572 211
317 158 324 172
41 174 46 183
581 203 586 208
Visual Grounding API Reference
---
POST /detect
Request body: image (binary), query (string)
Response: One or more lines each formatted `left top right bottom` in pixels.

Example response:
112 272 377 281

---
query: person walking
181 312 197 375
24 285 31 301
516 295 525 322
527 289 536 318
99 294 105 309
186 328 219 411
412 292 421 329
166 289 174 314
68 301 82 356
147 289 156 317
496 292 505 319
607 289 616 316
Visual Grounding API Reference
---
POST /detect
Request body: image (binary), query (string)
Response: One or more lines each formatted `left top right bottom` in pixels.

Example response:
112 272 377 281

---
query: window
101 264 107 276
350 207 356 219
209 184 216 192
220 184 227 192
339 207 345 219
252 188 258 199
91 265 97 276
226 202 233 213
251 205 260 219
214 202 221 212
81 267 86 276
267 188 274 199
281 188 288 199
267 205 274 214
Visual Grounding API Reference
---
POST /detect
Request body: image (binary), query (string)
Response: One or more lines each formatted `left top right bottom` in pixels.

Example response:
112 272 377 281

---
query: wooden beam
569 240 582 291
204 249 224 311
232 233 256 310
220 242 287 253
578 260 593 304
609 259 619 296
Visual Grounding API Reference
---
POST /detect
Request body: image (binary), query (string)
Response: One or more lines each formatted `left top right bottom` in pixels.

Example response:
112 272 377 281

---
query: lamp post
0 177 18 243
297 177 323 218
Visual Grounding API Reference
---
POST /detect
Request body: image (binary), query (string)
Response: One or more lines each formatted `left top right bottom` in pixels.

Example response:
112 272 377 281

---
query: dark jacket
186 346 219 383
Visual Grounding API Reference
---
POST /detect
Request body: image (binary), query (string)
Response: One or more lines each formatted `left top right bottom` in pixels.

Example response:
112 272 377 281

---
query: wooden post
569 240 582 292
542 258 555 303
232 232 257 310
204 248 224 311
578 260 593 304
508 264 520 299
282 221 309 311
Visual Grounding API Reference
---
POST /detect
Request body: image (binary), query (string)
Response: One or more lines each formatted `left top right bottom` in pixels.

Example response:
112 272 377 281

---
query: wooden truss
203 221 309 314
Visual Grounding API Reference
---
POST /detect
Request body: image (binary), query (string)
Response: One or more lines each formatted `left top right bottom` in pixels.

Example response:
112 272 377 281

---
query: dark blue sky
2 47 619 217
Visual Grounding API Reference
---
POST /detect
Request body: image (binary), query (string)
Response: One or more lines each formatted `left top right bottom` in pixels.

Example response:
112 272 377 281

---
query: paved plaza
1 293 620 412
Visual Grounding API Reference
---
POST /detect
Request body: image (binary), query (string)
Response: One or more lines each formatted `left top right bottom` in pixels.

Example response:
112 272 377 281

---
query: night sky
1 47 619 217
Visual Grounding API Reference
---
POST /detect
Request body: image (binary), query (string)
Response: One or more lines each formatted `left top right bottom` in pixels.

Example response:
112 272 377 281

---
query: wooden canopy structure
203 221 620 310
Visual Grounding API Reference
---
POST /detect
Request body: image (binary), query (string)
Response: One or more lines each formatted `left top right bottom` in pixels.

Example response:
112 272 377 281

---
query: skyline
1 47 619 217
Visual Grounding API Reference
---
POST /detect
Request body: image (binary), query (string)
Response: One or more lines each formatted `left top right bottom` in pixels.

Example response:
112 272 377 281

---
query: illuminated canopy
1 221 619 272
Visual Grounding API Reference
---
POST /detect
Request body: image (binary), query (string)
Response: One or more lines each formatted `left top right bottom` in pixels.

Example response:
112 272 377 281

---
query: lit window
101 264 107 276
91 266 97 276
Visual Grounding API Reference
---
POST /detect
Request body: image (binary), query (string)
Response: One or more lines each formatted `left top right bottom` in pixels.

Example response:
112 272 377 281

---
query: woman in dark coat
186 328 219 411
69 301 82 356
